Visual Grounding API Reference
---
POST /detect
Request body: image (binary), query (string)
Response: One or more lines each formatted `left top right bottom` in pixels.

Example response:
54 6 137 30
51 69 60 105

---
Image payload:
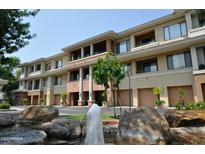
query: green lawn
60 114 118 121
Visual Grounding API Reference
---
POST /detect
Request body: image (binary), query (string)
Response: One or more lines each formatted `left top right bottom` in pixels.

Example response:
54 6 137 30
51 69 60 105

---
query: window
70 70 79 81
93 41 106 55
28 81 33 90
84 46 91 57
71 49 81 61
124 63 132 76
29 66 34 73
45 62 51 71
55 60 62 69
136 58 158 73
21 68 25 74
54 76 62 85
167 51 192 69
163 22 187 41
116 40 131 54
43 78 48 87
34 80 40 90
35 64 41 71
83 68 89 80
135 31 155 47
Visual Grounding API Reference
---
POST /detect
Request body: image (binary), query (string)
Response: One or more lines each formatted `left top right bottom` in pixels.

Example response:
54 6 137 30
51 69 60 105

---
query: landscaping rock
165 109 205 127
116 107 171 145
0 114 16 128
171 127 205 144
0 127 47 145
37 119 82 139
19 106 59 122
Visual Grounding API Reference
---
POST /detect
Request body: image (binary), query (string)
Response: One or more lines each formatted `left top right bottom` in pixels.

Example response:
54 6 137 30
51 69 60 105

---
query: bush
40 98 45 106
185 101 205 110
155 100 165 106
176 101 205 110
22 98 29 106
175 102 184 110
0 102 11 109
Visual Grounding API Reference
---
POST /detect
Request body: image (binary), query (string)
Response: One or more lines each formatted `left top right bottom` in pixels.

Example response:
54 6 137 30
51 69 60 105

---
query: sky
12 9 173 63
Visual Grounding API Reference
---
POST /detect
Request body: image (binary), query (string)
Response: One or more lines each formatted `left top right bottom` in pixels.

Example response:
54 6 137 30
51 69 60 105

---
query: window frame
163 22 187 41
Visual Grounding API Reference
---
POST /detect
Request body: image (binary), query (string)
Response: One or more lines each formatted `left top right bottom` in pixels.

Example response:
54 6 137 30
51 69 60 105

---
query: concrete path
2 105 137 116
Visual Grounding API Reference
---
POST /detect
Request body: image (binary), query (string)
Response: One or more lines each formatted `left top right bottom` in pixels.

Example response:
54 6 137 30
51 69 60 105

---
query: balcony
67 52 107 69
132 31 158 52
189 26 205 38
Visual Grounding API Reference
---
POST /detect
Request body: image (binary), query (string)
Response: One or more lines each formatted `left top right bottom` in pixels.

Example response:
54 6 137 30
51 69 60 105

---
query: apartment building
13 10 205 107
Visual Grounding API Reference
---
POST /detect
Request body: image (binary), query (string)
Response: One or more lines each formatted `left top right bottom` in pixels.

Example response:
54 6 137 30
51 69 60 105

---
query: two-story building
14 10 205 107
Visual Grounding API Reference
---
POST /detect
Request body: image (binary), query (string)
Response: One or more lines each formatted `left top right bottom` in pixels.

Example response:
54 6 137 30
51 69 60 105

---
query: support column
160 86 169 107
78 67 83 106
185 12 193 33
30 95 33 105
81 47 84 58
130 34 135 50
190 46 199 70
46 76 53 106
88 66 93 106
106 39 112 51
32 80 35 90
90 44 94 55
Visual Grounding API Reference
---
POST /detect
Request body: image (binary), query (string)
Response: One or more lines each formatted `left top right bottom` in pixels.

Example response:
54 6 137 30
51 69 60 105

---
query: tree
195 9 205 26
0 9 39 103
93 51 126 117
1 57 20 104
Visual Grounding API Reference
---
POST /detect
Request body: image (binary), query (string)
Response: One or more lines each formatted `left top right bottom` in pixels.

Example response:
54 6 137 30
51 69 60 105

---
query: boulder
116 107 171 145
165 109 205 127
0 127 47 145
171 127 205 144
19 106 59 122
0 114 17 128
37 119 82 139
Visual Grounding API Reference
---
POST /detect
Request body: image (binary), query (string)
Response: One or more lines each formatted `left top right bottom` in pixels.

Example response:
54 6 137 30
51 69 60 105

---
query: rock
116 107 171 145
0 127 47 145
0 114 17 128
171 127 205 144
19 106 59 122
37 119 82 139
165 109 205 127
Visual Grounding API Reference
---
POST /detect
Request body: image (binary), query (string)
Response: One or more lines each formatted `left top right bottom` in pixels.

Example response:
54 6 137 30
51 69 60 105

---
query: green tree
1 57 20 104
0 9 39 103
93 51 126 117
195 9 205 26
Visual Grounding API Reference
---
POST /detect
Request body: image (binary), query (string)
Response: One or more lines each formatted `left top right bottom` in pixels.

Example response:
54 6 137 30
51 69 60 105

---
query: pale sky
12 9 173 63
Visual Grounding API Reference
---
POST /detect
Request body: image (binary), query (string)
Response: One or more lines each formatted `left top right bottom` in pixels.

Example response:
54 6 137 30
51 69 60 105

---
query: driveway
5 105 137 116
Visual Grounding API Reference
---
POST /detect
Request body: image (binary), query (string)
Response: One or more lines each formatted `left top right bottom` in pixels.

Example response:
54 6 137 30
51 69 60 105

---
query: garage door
138 88 156 107
54 94 61 105
118 90 132 106
168 85 194 107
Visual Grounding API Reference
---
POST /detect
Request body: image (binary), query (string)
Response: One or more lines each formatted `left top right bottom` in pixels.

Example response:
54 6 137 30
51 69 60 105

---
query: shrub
153 86 164 106
0 102 11 109
22 98 29 106
155 100 165 106
40 98 45 106
176 101 205 110
175 102 184 110
61 92 68 106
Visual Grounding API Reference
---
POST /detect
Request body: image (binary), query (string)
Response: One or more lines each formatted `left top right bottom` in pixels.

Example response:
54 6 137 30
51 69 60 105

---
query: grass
60 114 118 121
